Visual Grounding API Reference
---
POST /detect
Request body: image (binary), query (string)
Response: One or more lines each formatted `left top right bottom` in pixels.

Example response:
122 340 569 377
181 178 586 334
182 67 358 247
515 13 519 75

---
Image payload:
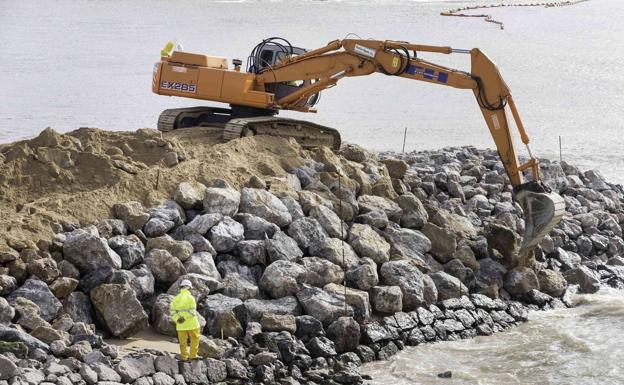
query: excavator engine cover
514 181 566 258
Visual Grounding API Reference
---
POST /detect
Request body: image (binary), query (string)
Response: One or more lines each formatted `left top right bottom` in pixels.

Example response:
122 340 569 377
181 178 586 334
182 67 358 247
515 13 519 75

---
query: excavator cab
247 40 320 108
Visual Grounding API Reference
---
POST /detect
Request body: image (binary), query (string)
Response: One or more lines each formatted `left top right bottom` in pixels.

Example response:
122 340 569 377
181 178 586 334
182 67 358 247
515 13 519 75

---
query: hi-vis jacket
170 288 200 331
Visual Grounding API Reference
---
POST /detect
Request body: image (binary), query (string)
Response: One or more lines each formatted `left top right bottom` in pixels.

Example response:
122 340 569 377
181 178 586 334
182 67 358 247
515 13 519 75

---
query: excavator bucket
515 186 566 257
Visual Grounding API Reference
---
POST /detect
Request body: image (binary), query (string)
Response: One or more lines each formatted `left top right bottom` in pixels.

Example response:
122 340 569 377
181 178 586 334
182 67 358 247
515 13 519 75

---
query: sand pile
0 126 307 250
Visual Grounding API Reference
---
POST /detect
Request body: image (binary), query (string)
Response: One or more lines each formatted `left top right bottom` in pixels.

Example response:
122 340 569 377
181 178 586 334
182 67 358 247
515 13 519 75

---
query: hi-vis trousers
177 328 200 361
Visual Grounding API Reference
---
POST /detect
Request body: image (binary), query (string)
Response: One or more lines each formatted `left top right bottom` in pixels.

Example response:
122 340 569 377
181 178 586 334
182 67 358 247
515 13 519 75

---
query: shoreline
0 127 623 384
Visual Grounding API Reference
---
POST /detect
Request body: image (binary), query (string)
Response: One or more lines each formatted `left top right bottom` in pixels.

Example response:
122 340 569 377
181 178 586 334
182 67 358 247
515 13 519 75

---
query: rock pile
0 142 622 384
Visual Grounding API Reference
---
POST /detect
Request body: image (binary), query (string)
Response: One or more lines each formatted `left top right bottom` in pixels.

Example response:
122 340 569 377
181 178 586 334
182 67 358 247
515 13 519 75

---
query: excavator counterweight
152 36 565 258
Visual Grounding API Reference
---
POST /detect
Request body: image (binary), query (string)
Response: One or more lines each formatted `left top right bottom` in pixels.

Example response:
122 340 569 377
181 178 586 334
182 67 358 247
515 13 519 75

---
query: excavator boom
152 37 565 258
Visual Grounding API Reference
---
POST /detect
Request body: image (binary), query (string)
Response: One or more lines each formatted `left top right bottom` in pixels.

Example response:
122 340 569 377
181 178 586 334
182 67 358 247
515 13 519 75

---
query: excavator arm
255 39 565 258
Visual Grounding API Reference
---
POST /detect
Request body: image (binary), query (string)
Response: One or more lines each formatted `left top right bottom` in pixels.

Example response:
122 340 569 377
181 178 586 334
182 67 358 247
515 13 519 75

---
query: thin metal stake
402 127 408 153
559 136 562 162
338 173 348 316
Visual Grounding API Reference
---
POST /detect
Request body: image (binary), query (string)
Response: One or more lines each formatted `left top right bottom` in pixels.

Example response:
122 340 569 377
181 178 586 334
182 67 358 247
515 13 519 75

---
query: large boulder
146 235 193 262
370 286 403 314
429 271 468 301
345 258 378 291
537 269 567 297
503 267 540 297
112 201 150 232
235 297 301 326
380 260 437 310
287 217 329 253
265 231 303 264
144 249 186 287
203 188 241 216
235 240 266 266
357 195 402 223
296 285 354 326
116 355 156 384
348 224 390 264
324 283 371 324
63 228 122 272
222 273 259 300
90 284 148 338
235 213 280 240
260 260 308 299
209 217 245 253
302 257 344 287
239 188 292 227
63 291 95 324
0 354 18 380
186 213 222 235
184 252 221 280
0 324 49 352
108 235 145 269
397 193 429 229
383 226 431 264
174 182 206 210
8 278 62 322
200 294 243 339
563 266 600 294
310 205 348 240
421 223 457 264
27 257 59 284
0 297 15 324
309 238 360 269
486 223 521 269
327 317 360 353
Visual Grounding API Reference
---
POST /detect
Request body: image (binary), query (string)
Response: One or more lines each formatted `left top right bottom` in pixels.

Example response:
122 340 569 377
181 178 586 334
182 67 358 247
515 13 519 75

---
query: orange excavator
152 37 565 256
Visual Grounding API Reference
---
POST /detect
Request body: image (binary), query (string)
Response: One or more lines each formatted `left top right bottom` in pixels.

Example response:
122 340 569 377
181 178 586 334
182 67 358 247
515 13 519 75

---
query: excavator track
157 107 341 150
223 116 341 151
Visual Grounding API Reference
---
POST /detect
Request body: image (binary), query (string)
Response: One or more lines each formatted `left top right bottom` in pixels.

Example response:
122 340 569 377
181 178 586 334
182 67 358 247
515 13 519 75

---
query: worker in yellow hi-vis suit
170 280 201 361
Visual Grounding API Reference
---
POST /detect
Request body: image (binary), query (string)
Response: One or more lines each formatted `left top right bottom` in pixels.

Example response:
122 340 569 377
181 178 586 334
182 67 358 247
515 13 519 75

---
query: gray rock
235 240 266 266
287 217 328 253
397 193 429 229
265 231 303 264
0 297 15 324
27 257 60 284
8 278 62 322
222 273 259 300
302 257 344 287
486 223 521 269
63 292 94 325
115 355 155 383
503 267 540 297
203 187 241 217
306 336 337 358
239 188 292 227
0 352 18 380
280 196 306 222
429 271 468 301
234 213 279 240
146 235 193 262
0 275 17 296
357 195 402 223
90 284 148 338
174 182 206 210
186 213 222 235
224 358 249 380
108 235 145 269
348 224 390 264
92 362 122 382
183 252 220 280
370 286 403 314
260 260 308 299
421 223 457 264
204 358 227 382
260 313 297 333
143 217 175 237
537 269 567 297
309 238 360 269
209 217 245 253
0 324 49 352
384 226 431 264
154 355 179 377
200 294 244 339
63 228 122 272
152 372 175 385
345 258 378 291
112 201 150 232
296 285 353 326
144 249 186 287
380 260 437 310
235 297 301 326
327 317 360 353
181 359 208 384
310 205 348 240
324 283 371 324
356 209 390 229
564 266 600 294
